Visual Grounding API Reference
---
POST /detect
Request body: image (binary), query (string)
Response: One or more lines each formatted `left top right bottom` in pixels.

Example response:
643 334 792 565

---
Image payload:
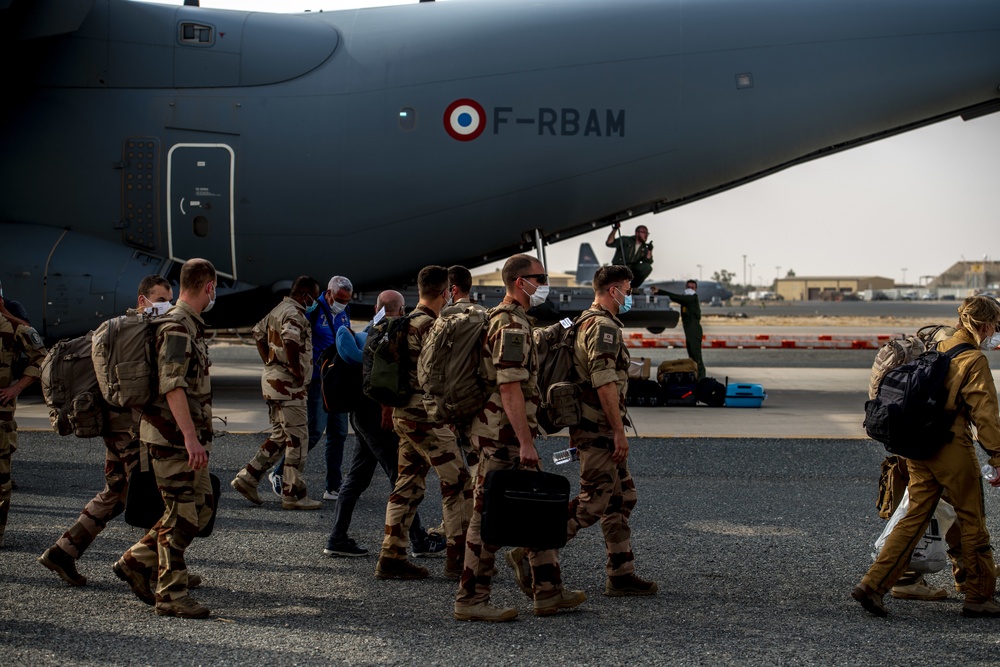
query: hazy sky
149 0 1000 288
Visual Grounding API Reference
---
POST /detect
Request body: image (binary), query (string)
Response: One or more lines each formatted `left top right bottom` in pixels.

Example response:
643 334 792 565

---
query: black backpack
320 345 362 414
863 343 976 460
362 313 417 407
695 377 726 407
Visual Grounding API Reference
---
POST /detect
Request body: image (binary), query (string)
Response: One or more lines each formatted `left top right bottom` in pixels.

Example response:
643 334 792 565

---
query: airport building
928 260 999 293
775 276 893 301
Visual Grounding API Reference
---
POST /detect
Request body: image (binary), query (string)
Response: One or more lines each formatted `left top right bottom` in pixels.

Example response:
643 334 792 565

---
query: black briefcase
480 468 570 549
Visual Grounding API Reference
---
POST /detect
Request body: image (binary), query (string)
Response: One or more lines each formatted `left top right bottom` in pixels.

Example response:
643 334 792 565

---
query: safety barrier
624 331 903 350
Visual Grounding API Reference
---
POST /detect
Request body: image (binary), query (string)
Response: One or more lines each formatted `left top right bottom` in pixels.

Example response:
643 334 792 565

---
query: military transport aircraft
2 0 999 338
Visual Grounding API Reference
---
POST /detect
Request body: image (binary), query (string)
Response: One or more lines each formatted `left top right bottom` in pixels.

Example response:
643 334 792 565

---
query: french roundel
444 99 486 141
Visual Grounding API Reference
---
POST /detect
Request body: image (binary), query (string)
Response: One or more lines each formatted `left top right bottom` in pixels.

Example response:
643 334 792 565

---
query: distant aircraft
575 243 733 303
3 0 999 338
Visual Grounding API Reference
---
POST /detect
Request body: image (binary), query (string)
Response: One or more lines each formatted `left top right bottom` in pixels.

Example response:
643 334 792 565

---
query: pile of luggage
625 357 765 408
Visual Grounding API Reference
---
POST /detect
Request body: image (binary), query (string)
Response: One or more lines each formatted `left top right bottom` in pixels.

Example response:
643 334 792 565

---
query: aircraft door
167 144 237 279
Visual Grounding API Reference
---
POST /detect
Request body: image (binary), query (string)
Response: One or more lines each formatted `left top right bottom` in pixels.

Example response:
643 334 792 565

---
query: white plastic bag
872 488 956 574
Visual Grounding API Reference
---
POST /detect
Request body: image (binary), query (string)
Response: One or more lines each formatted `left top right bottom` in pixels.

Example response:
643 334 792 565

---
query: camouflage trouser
456 435 563 606
0 412 16 540
121 443 214 602
381 417 473 562
244 400 309 500
55 430 139 558
456 421 480 482
566 437 638 577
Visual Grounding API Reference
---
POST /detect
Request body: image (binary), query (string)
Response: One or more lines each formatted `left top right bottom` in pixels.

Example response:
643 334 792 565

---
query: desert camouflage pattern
138 300 213 448
456 435 564 606
120 444 214 602
565 439 638 576
253 297 312 401
469 299 540 441
392 304 437 422
440 297 486 318
381 415 473 562
55 420 140 558
0 317 46 537
570 303 631 445
243 399 310 500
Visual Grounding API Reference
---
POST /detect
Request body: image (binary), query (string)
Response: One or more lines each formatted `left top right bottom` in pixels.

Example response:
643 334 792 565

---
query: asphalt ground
4 432 1000 666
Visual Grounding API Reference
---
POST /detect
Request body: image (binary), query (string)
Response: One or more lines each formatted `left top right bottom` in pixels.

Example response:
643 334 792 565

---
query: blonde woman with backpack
854 295 1000 618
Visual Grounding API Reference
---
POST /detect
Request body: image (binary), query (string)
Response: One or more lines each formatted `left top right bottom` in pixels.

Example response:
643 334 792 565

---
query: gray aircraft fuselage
2 0 999 338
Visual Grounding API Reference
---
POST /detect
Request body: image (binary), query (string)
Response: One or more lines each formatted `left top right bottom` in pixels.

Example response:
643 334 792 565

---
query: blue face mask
305 297 320 314
613 288 632 314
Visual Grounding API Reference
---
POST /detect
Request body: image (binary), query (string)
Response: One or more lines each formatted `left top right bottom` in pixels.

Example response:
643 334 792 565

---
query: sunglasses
518 273 549 285
614 286 633 296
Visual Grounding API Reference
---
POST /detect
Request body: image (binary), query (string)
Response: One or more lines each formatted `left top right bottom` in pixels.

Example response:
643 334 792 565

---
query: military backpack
362 312 418 407
532 311 599 434
863 342 976 460
867 324 955 400
417 305 490 424
92 309 183 409
40 332 104 437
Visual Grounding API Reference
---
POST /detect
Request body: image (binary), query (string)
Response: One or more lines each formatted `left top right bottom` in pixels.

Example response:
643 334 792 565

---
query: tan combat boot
374 557 429 580
505 547 533 599
38 545 87 586
453 601 518 622
230 470 263 506
534 588 587 616
113 558 155 605
605 572 659 597
155 595 210 619
282 496 322 510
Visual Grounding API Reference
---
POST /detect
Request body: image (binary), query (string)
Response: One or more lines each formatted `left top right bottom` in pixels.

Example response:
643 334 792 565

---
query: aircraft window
179 22 214 46
193 216 210 238
736 73 754 89
399 108 416 131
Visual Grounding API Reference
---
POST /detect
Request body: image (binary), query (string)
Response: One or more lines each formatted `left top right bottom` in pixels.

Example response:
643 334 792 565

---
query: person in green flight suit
605 223 653 289
652 280 704 380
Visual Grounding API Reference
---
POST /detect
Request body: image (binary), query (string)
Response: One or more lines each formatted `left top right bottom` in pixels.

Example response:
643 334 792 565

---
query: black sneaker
324 538 369 558
410 534 446 558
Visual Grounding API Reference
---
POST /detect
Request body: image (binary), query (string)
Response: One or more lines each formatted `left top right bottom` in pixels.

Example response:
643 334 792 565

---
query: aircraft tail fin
576 242 601 285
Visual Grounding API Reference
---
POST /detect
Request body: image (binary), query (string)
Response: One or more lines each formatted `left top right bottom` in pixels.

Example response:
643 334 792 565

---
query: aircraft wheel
646 326 665 334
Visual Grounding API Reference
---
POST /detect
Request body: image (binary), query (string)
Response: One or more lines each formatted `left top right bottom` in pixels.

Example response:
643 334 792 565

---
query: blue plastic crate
725 383 766 408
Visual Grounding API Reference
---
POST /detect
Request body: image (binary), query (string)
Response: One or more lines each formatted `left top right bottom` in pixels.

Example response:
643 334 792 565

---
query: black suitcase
626 378 665 407
480 469 570 549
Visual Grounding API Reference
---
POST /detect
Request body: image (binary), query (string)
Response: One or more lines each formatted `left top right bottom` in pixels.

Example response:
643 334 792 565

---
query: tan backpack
92 309 183 409
40 332 103 437
418 305 490 424
867 324 956 400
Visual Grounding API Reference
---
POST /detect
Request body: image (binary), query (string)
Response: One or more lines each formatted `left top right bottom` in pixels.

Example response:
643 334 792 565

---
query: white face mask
148 301 171 316
523 282 549 308
684 288 696 296
203 283 216 313
982 331 1000 351
330 301 347 315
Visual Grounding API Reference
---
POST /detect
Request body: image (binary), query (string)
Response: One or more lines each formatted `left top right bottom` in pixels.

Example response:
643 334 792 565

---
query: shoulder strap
943 343 977 360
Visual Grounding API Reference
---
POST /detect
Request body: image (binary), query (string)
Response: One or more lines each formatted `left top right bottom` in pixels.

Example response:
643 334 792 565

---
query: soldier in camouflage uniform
113 258 217 619
376 265 473 581
39 276 174 586
0 291 47 548
561 264 658 596
440 265 486 483
455 254 586 622
231 276 323 510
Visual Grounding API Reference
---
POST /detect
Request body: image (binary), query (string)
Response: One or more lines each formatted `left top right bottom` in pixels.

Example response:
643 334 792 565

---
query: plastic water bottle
552 447 579 465
982 463 999 482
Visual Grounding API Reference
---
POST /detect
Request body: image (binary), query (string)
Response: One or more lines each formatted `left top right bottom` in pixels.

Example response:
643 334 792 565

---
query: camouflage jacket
441 297 486 318
570 303 631 442
393 303 436 423
470 298 540 441
0 316 47 415
939 329 1000 466
139 299 213 448
253 296 311 401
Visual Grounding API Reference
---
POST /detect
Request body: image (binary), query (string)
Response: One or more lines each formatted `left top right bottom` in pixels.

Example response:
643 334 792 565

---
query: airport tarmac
4 326 1000 665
